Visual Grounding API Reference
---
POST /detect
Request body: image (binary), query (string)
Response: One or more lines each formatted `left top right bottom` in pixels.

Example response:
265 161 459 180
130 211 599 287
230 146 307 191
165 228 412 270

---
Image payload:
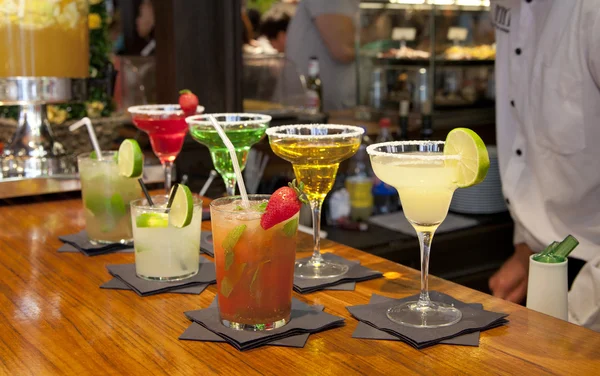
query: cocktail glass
128 105 205 192
266 124 364 279
211 195 298 330
77 151 142 244
186 113 270 196
130 195 202 281
367 141 462 328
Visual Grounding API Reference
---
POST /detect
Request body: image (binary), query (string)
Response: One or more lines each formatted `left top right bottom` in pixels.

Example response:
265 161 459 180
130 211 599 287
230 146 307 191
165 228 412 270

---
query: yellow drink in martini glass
367 130 489 328
267 124 363 279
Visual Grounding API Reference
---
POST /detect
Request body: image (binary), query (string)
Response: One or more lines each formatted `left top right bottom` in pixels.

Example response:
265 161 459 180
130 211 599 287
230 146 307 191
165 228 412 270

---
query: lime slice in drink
169 184 194 228
136 213 169 228
117 139 144 178
444 128 490 188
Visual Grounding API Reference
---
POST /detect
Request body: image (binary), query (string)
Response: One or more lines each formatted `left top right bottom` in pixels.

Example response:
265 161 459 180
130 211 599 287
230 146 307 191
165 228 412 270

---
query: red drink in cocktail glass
128 105 204 192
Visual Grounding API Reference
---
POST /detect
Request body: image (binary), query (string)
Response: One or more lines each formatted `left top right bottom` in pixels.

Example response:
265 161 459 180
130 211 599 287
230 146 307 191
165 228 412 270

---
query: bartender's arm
314 15 356 63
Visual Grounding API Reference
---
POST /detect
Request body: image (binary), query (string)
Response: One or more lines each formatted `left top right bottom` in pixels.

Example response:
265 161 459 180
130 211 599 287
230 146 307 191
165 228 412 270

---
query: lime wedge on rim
444 128 490 188
118 139 144 178
169 184 194 228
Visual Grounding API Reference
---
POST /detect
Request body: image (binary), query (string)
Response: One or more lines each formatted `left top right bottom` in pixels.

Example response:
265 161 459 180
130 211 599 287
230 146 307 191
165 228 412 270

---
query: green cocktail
78 151 142 244
186 113 270 196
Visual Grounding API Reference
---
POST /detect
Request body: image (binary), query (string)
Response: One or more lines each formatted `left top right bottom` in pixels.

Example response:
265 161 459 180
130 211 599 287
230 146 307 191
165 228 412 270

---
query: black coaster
58 243 134 254
352 293 484 346
294 253 383 294
183 297 345 351
180 297 325 348
200 231 214 257
59 230 133 256
100 277 209 295
346 291 509 349
105 258 216 296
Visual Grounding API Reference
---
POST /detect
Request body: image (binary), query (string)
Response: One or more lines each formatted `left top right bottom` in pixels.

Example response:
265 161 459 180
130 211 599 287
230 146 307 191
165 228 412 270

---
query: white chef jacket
491 0 600 330
492 0 600 261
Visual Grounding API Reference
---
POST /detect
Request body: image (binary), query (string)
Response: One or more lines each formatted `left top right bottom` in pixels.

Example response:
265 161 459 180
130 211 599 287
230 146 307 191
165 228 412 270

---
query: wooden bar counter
1 193 599 375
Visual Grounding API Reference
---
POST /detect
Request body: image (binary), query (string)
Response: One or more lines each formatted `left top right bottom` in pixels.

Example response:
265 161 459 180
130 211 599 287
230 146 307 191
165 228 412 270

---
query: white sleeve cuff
512 218 526 246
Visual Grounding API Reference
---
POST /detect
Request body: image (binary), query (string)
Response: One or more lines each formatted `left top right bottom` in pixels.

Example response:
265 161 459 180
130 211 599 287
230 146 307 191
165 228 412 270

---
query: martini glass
185 113 270 196
128 105 204 192
266 124 364 279
367 141 462 328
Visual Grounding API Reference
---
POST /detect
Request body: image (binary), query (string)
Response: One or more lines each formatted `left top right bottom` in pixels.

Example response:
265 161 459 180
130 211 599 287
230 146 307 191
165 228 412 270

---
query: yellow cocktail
367 129 490 329
0 0 89 78
267 124 363 279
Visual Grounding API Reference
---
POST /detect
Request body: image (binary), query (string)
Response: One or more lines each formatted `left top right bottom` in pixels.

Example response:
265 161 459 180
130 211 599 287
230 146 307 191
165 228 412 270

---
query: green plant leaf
254 202 267 213
282 217 298 237
223 225 246 271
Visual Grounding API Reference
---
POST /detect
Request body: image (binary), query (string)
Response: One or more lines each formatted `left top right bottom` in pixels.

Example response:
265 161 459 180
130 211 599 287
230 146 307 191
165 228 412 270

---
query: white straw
199 170 218 197
69 117 103 160
206 115 250 207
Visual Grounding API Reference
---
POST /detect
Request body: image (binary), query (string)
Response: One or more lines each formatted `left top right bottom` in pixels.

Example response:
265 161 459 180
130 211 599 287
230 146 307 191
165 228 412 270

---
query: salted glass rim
128 104 205 116
366 141 461 161
265 124 364 139
185 113 272 126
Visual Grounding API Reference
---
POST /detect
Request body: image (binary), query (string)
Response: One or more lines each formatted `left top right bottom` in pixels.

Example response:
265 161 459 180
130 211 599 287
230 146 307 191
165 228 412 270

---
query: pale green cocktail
78 151 141 244
131 195 202 281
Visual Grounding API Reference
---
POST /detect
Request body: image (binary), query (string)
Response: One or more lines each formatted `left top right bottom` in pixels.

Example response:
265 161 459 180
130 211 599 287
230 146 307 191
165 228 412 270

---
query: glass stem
309 200 324 265
416 230 435 307
224 177 237 197
163 160 174 193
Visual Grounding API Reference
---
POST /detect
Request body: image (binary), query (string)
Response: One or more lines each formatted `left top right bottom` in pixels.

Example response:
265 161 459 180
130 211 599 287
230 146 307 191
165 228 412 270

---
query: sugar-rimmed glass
266 124 363 279
367 140 462 328
128 104 205 192
186 113 270 196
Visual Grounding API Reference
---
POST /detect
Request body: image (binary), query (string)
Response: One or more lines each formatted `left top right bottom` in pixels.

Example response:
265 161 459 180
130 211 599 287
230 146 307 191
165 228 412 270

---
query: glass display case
357 0 495 131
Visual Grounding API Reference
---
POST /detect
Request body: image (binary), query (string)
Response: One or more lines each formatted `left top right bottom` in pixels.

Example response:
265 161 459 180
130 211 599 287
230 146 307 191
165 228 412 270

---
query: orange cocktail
210 195 298 331
0 0 89 78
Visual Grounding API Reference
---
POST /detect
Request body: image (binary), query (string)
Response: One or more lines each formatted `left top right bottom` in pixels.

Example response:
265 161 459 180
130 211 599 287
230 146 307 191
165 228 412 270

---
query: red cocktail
128 105 204 192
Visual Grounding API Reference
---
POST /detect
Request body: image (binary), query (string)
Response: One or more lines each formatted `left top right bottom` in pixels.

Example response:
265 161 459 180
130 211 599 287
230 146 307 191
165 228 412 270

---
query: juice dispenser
0 0 89 177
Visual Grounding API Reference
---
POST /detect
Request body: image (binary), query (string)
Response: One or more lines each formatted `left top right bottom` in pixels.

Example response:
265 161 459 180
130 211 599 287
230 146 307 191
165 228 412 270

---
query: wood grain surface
0 193 599 375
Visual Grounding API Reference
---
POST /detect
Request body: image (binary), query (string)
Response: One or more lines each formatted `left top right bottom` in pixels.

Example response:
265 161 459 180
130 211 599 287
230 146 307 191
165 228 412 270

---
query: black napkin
58 243 134 254
105 258 216 296
183 297 344 351
58 230 133 256
347 291 508 349
200 231 214 257
294 253 382 294
100 277 209 295
180 298 326 348
353 293 484 346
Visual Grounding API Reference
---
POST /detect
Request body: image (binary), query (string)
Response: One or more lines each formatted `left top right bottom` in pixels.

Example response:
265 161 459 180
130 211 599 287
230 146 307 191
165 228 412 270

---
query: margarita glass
367 141 463 328
186 113 270 196
128 105 204 192
266 124 363 279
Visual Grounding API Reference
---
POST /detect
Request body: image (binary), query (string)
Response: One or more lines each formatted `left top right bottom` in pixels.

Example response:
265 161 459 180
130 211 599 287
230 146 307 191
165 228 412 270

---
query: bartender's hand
489 243 534 303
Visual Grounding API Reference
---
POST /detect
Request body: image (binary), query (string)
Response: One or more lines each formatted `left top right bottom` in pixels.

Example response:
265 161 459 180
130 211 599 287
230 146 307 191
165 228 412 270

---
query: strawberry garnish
178 89 199 115
260 180 309 230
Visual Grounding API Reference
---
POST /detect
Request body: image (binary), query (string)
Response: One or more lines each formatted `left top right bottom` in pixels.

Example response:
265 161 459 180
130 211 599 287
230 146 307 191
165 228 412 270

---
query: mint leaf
234 205 243 211
220 276 234 297
282 217 298 237
255 324 266 330
254 202 267 213
250 260 271 293
223 225 246 271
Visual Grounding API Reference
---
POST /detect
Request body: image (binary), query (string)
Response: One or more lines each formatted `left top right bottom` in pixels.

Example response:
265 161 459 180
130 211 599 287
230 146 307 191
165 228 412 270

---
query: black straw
138 178 154 206
166 183 179 209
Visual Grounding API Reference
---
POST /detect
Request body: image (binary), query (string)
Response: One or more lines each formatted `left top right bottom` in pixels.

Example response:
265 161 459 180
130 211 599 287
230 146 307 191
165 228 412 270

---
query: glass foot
222 317 288 331
294 259 349 279
386 300 462 328
136 269 198 282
